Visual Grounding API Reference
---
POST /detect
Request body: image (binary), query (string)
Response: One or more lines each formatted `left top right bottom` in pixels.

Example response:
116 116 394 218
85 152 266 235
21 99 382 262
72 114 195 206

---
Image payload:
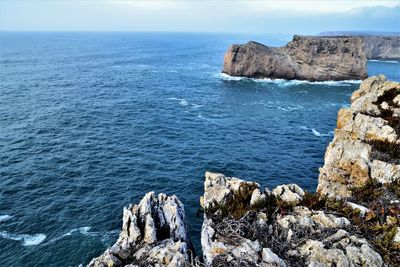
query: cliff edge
222 35 368 81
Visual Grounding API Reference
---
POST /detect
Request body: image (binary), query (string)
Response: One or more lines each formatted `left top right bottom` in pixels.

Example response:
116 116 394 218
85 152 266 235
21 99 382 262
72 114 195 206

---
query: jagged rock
318 75 400 198
88 192 193 267
250 189 266 206
272 184 305 204
201 173 383 267
202 171 259 210
222 35 367 81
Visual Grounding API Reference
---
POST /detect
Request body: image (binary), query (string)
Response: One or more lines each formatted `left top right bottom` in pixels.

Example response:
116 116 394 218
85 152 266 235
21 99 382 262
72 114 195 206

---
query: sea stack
222 35 368 81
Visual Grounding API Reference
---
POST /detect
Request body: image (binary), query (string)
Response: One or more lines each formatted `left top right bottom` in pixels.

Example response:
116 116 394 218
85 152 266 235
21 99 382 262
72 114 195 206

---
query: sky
0 0 399 34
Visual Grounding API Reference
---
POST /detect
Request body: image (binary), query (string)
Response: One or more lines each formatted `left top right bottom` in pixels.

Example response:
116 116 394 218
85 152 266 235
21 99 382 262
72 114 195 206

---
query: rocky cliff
363 36 400 60
318 75 400 198
89 76 399 266
318 32 400 60
88 192 195 267
222 35 368 81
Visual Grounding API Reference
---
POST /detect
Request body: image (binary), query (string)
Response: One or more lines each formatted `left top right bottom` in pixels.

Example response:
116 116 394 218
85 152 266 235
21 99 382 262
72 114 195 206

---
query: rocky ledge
222 35 368 81
90 76 399 266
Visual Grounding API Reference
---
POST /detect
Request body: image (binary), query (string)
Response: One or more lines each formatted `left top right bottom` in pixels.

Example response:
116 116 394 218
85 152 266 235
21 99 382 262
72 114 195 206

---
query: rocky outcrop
318 75 400 198
222 35 368 81
88 192 194 267
201 172 386 267
318 32 400 60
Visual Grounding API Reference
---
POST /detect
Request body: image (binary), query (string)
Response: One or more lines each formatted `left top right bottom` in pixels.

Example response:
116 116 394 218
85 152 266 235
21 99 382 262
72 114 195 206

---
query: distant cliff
222 35 368 81
318 32 400 60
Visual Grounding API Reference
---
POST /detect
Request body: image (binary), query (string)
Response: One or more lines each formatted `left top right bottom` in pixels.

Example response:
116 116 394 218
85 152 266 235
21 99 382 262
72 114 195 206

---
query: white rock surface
88 192 192 267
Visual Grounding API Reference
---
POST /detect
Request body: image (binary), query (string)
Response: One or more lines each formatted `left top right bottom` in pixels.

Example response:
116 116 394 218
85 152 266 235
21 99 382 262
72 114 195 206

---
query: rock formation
222 35 368 81
89 76 399 266
318 75 400 198
318 32 400 60
201 172 386 267
88 192 194 267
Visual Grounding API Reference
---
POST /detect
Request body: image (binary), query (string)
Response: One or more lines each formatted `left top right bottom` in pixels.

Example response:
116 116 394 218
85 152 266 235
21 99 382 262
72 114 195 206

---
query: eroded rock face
201 172 384 267
318 75 400 198
318 32 400 60
222 35 368 81
88 192 193 267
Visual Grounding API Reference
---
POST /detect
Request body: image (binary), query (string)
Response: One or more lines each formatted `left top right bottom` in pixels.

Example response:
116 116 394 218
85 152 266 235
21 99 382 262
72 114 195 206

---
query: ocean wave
219 73 361 86
0 231 46 246
300 126 333 137
0 214 12 223
277 106 302 112
44 227 119 245
167 97 202 108
62 226 92 237
368 59 399 64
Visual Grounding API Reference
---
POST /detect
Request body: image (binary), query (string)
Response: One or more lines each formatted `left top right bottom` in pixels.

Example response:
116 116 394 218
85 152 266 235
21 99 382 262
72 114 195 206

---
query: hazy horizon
1 0 399 34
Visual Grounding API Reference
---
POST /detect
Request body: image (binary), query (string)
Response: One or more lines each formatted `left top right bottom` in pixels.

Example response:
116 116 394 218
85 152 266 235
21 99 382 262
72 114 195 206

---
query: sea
0 32 399 266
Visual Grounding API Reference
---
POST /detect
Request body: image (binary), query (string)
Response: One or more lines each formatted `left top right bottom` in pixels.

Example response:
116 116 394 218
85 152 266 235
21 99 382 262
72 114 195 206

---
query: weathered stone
261 248 287 267
88 192 193 267
222 35 367 81
318 75 400 198
272 184 305 204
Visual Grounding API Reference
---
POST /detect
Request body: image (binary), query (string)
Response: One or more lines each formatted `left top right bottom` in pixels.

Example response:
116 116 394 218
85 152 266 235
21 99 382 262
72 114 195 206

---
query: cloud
0 0 399 33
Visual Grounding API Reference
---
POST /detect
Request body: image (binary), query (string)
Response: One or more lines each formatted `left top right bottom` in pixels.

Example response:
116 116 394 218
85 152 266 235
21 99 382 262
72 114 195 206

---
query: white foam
300 126 309 130
368 59 399 64
219 73 361 86
311 128 333 137
0 215 12 223
0 231 46 246
220 73 244 81
312 129 323 137
62 226 92 237
179 99 188 106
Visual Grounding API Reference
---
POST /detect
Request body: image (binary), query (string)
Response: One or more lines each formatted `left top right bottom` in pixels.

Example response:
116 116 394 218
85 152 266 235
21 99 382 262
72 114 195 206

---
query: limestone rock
272 184 305 204
201 173 383 267
222 35 367 81
318 75 400 198
202 171 259 210
88 192 193 267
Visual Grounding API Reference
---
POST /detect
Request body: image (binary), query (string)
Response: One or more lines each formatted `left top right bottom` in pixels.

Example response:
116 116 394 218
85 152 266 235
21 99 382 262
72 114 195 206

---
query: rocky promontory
222 35 368 81
89 76 399 266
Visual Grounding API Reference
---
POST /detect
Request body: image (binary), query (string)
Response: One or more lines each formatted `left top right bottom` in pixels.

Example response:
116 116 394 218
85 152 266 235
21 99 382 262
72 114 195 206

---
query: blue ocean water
0 32 399 266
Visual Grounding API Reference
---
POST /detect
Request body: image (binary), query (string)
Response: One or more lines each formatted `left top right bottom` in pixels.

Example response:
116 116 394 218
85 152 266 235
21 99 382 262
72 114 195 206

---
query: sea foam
220 73 361 86
0 231 46 246
0 215 12 223
368 59 399 64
